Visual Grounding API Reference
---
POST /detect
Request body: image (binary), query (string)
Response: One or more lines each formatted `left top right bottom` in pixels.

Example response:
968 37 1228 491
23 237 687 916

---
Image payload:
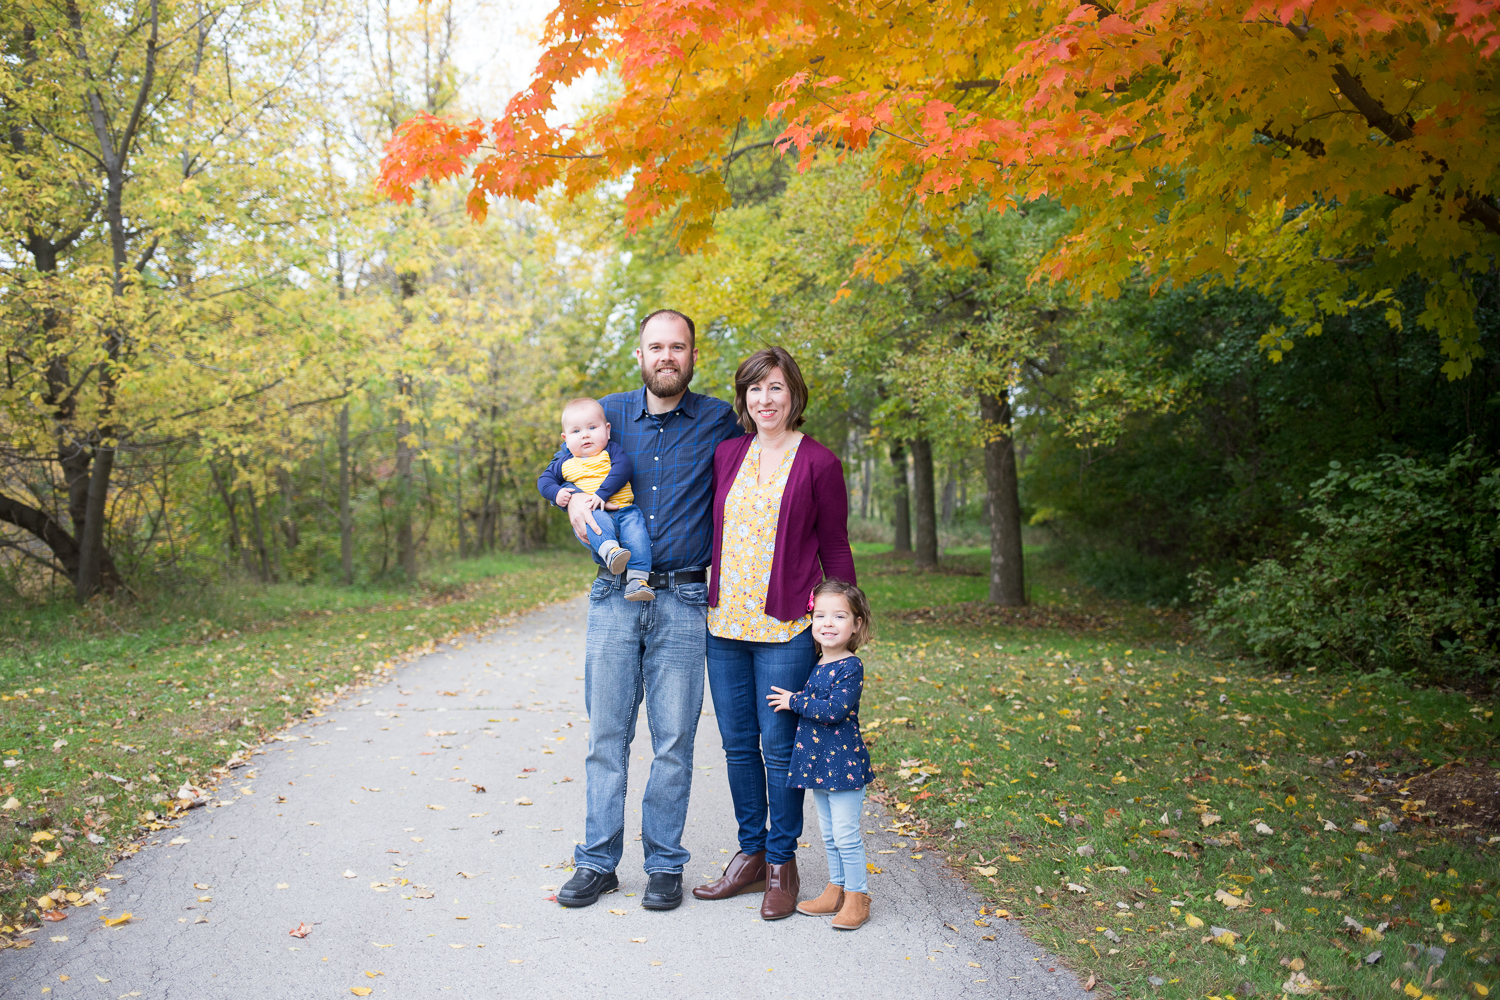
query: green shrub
1194 443 1500 680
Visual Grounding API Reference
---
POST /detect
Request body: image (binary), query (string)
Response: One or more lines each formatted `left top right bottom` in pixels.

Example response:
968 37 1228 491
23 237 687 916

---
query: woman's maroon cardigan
708 433 857 622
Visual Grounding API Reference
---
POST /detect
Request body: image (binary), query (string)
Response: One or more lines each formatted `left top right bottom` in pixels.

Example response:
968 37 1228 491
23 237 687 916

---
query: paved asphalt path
3 597 1087 1000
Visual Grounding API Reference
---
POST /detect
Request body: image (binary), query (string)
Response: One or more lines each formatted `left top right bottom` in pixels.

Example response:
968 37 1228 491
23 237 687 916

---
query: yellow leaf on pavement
101 913 132 927
350 989 372 996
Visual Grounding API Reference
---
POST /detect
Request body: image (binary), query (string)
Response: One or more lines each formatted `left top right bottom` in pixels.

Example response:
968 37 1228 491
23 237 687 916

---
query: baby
537 397 654 602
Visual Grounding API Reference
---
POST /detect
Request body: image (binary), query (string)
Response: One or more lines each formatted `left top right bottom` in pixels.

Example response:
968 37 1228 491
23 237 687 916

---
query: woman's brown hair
733 346 809 433
811 579 872 653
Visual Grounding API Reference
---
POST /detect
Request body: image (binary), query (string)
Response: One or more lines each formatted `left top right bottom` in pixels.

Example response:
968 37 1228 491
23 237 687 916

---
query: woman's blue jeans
704 628 817 865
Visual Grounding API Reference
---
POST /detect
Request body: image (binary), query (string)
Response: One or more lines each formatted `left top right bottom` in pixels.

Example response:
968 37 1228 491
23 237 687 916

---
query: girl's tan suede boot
796 883 845 916
831 890 871 930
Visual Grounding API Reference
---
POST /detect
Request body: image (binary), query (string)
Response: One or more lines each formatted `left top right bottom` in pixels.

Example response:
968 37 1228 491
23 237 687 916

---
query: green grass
853 552 1499 1000
0 549 596 932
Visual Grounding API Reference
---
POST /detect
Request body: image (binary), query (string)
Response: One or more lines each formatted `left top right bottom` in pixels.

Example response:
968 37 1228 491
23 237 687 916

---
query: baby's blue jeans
578 501 652 575
812 787 868 893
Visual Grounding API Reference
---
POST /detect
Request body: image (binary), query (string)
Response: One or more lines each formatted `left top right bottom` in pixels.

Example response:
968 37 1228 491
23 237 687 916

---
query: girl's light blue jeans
812 787 868 894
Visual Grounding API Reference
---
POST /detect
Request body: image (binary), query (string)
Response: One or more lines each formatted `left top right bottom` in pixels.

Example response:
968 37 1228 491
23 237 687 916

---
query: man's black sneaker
557 868 619 908
641 872 683 911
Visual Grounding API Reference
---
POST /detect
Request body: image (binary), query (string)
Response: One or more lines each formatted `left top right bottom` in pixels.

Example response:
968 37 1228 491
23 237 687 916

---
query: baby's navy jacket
787 655 873 791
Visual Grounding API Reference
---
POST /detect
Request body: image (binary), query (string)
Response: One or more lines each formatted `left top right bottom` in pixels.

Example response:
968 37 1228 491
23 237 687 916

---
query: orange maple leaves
378 0 1500 367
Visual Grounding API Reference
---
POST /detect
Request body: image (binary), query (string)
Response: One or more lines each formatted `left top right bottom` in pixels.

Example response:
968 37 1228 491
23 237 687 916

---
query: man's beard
642 358 693 398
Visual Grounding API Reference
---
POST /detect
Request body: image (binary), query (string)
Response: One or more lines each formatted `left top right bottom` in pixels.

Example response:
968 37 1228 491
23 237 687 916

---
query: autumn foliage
380 0 1500 375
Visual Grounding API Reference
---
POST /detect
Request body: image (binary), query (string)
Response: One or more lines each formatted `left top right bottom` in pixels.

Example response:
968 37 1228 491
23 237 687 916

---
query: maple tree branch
952 80 1001 91
1329 64 1415 145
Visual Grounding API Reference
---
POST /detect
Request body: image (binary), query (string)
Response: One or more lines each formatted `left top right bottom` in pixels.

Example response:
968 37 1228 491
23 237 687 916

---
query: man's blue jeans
812 787 868 893
575 499 652 575
704 629 817 865
575 573 706 875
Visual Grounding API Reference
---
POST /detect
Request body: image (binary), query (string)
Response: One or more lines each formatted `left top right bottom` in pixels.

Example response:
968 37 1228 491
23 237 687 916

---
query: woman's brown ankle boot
796 883 844 916
831 890 870 930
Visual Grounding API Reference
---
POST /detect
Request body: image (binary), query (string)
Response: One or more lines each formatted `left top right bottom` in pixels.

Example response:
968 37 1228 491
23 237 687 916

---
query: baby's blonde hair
561 397 605 425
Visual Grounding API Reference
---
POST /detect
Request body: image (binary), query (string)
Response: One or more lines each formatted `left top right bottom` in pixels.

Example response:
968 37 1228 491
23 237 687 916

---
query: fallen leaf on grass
1255 822 1274 835
289 923 312 938
30 831 54 843
1279 956 1305 971
1283 971 1320 995
1200 813 1221 827
1183 914 1204 929
973 866 998 877
1083 974 1096 991
101 913 132 928
1215 888 1249 909
1066 883 1088 894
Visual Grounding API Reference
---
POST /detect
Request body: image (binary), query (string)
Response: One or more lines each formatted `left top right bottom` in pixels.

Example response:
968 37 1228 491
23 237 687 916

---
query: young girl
766 579 875 930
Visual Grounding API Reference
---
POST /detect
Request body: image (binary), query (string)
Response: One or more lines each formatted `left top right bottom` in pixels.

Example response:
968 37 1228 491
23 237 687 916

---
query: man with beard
545 308 741 911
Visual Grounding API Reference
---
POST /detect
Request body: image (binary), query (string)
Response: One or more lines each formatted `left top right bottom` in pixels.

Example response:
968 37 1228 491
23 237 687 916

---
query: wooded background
4 0 1498 680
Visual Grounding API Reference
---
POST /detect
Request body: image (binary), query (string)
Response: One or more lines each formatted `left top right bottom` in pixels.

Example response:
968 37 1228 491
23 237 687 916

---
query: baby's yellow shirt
560 451 634 506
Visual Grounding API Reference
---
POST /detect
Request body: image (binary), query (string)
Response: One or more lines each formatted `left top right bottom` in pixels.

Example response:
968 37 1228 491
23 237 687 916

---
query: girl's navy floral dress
786 655 874 790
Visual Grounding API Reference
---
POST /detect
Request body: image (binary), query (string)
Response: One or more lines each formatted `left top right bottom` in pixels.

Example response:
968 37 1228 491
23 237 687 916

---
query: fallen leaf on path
371 943 393 948
412 888 434 899
472 785 486 793
276 883 289 890
49 936 67 943
193 883 211 890
365 971 384 978
514 798 532 806
101 913 132 927
608 909 627 915
41 910 66 922
457 872 478 879
630 937 647 943
289 923 312 938
427 804 446 811
167 837 189 846
350 988 372 996
342 870 357 878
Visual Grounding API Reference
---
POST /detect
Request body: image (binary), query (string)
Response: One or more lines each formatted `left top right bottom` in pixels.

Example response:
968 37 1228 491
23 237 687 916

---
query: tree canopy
380 0 1500 376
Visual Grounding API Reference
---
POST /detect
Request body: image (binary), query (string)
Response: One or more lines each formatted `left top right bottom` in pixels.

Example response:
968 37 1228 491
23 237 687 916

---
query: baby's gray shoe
599 543 630 576
623 579 655 602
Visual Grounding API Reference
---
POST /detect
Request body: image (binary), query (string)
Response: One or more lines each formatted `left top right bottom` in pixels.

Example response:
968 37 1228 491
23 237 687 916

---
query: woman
692 345 856 920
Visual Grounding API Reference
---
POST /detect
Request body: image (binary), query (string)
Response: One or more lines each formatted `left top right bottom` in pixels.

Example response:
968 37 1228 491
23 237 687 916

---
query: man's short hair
638 308 696 347
561 396 605 424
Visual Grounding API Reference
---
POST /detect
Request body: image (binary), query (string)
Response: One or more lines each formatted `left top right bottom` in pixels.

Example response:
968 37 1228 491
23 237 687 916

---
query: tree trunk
890 442 911 554
208 461 251 575
74 441 116 601
337 404 354 585
454 440 467 559
859 454 871 520
244 483 271 582
910 436 938 570
981 390 1026 606
394 377 416 578
940 464 956 524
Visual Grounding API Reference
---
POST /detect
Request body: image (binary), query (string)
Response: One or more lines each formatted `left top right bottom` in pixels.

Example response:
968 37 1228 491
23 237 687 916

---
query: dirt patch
1402 760 1500 831
882 602 1125 633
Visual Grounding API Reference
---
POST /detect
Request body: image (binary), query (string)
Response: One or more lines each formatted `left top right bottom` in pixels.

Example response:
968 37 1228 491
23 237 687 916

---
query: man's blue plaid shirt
539 386 743 572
